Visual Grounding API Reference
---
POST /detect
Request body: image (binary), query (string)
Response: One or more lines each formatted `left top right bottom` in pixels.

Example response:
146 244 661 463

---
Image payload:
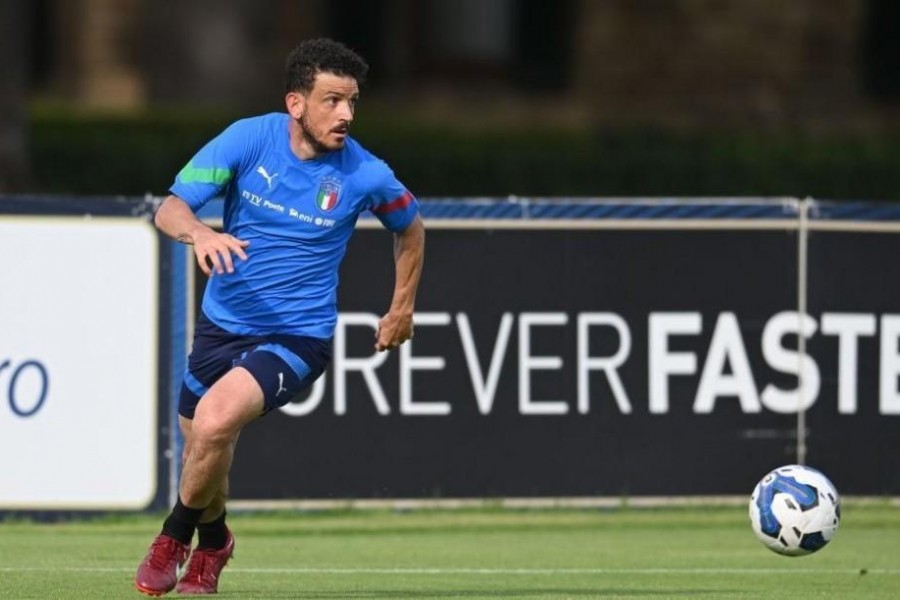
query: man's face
290 72 359 155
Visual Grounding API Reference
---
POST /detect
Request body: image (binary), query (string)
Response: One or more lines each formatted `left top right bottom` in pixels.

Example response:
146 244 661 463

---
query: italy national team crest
315 177 341 212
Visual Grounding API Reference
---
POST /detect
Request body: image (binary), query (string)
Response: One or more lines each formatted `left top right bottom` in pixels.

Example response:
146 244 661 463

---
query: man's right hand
153 195 250 276
191 228 250 276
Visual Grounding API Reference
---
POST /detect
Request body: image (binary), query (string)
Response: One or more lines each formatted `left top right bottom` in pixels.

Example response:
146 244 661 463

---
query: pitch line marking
0 567 898 575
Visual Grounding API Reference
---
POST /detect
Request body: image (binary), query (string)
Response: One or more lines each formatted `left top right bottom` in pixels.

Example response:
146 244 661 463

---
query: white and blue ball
749 464 841 556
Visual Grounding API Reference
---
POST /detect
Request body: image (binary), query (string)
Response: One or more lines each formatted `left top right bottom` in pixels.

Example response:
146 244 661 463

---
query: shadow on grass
220 588 729 598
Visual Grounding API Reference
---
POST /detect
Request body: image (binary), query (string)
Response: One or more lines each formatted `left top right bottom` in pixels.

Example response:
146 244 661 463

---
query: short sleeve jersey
170 113 419 338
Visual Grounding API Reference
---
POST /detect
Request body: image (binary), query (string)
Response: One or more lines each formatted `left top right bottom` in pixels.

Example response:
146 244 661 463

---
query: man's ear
286 92 305 119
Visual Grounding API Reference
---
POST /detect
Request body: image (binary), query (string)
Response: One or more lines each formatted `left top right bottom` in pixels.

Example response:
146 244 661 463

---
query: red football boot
134 534 191 596
175 529 235 595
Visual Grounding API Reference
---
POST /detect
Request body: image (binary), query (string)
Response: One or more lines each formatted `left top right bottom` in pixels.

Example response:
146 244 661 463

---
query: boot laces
147 536 187 570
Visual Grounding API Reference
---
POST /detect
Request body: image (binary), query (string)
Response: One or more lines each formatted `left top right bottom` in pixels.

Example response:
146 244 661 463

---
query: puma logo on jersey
276 372 288 397
256 166 278 189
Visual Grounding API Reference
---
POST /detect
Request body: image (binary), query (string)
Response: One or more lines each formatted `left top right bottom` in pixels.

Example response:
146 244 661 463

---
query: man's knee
190 414 240 449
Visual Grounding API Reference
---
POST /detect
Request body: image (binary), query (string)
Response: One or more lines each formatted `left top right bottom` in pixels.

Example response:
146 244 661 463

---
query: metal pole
796 198 810 465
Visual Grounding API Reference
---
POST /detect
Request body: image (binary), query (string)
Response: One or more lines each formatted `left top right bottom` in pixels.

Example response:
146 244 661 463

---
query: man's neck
288 118 323 161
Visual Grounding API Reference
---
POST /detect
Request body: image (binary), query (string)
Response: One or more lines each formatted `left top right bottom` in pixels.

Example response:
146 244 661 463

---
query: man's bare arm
154 194 249 276
375 214 425 351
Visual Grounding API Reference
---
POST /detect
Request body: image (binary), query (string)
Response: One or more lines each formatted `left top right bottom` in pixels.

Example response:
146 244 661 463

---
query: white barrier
0 217 159 509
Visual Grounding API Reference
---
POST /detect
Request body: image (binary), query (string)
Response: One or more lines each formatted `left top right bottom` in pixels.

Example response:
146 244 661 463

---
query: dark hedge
27 110 900 201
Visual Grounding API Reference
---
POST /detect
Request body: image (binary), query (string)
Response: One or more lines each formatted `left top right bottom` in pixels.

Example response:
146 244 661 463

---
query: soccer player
134 38 425 596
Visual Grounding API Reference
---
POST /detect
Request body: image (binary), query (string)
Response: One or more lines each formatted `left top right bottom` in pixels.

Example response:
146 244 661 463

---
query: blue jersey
170 113 419 338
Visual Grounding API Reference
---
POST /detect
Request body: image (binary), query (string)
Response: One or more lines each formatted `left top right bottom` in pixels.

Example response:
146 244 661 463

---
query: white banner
0 217 158 509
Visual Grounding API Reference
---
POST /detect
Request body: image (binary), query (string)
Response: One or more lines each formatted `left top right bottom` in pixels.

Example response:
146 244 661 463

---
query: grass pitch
0 503 898 599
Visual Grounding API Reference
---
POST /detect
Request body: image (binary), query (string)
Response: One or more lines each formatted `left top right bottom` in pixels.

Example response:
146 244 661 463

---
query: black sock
161 496 205 545
197 510 228 550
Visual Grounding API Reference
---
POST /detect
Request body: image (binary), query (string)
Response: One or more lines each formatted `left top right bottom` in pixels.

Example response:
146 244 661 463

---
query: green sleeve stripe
177 162 233 185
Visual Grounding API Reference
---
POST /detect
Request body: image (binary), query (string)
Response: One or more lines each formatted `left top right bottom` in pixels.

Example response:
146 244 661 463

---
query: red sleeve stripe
372 190 414 214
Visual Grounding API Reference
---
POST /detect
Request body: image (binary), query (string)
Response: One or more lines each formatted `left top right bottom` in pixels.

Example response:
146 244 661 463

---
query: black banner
218 226 900 498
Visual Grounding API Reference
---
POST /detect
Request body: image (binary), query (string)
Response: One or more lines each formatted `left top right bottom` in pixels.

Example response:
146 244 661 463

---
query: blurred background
2 0 900 199
3 1 900 513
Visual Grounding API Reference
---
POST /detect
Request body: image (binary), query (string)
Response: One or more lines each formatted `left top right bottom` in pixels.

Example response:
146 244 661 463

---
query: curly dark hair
284 38 369 94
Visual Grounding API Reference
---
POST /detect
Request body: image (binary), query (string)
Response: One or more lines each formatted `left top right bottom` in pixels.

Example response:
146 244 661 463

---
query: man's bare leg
136 367 263 596
178 367 264 511
179 415 230 526
170 370 260 594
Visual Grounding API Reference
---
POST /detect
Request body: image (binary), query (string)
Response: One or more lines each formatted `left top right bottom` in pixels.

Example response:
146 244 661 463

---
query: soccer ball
749 464 841 556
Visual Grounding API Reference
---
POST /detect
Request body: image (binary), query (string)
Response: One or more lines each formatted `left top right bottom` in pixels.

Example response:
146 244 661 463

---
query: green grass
1 504 898 599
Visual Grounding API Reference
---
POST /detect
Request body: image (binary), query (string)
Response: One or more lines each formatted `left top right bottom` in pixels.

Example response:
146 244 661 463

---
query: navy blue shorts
179 312 332 419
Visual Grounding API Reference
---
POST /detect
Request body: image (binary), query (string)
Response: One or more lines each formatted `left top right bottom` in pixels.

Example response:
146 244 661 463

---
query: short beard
298 113 336 155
